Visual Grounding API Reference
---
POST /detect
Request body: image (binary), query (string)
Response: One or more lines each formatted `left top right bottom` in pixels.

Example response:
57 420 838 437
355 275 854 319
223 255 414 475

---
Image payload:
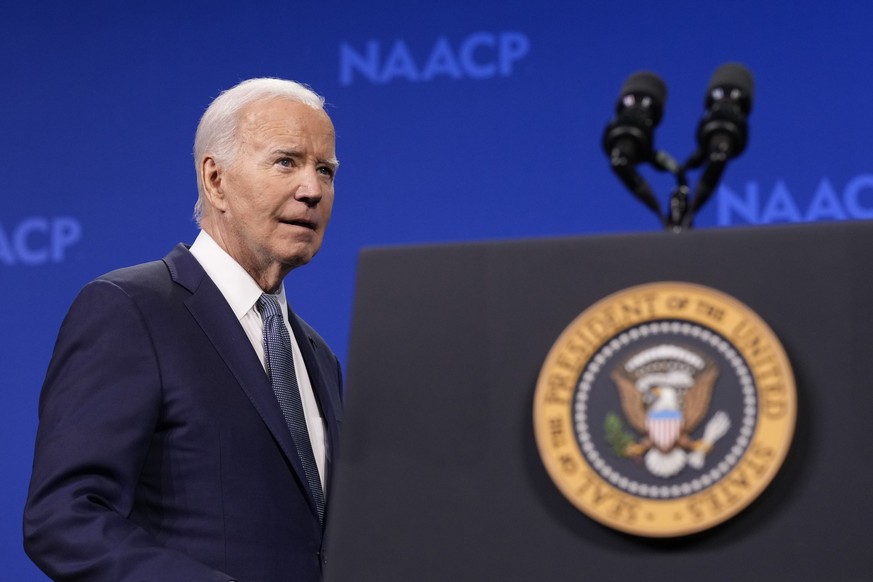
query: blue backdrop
4 1 872 578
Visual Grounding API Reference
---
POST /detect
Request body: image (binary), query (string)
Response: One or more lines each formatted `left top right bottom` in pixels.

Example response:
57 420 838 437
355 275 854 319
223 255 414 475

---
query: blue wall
4 1 872 578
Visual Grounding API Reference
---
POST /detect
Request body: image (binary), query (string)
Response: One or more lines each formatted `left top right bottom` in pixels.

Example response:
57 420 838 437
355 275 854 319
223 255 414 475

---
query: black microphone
681 63 755 221
602 71 668 217
694 62 754 164
602 71 667 166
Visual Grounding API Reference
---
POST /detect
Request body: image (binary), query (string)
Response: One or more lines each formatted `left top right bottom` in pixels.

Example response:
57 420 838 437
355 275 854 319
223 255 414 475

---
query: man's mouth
281 218 317 230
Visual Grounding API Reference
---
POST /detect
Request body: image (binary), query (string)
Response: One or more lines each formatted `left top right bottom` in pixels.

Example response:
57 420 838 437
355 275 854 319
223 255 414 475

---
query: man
23 78 343 581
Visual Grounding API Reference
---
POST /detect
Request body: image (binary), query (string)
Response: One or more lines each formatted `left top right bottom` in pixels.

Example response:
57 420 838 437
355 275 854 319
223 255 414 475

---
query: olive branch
604 412 635 458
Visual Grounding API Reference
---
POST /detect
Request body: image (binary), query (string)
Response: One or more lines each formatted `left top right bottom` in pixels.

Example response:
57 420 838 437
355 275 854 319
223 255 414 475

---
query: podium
324 221 873 581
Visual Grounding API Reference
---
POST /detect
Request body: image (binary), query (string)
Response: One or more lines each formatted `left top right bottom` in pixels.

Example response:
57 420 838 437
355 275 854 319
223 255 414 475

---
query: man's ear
201 156 228 211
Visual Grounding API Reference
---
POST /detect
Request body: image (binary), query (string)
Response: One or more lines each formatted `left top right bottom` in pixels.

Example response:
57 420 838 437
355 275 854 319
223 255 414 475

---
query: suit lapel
287 312 342 459
163 245 321 522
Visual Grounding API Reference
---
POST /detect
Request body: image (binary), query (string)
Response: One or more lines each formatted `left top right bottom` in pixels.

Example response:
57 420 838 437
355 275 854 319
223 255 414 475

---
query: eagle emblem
609 344 731 478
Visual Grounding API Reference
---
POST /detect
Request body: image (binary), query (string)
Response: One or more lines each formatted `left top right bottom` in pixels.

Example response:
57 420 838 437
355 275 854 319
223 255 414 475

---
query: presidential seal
533 282 796 537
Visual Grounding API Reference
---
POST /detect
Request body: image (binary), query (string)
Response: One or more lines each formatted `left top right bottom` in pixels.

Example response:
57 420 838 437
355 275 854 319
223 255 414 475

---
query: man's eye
318 166 335 178
277 158 293 167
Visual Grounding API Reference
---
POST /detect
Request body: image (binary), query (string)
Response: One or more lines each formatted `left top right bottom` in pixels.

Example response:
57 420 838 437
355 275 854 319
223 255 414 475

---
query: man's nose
295 167 324 205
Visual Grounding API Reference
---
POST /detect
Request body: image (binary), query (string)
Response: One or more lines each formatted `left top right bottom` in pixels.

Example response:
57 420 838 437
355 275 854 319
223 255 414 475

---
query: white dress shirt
189 230 327 491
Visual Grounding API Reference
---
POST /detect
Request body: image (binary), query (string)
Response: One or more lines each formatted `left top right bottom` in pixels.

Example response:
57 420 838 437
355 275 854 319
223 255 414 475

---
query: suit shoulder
88 244 198 297
78 260 175 306
98 259 171 288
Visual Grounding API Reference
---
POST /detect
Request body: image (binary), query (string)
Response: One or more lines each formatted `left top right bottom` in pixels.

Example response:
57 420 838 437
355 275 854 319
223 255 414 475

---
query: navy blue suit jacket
24 245 343 582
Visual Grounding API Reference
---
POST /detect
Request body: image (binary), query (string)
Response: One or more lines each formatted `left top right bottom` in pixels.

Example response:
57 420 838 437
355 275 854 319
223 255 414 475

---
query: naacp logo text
0 217 82 266
340 32 530 86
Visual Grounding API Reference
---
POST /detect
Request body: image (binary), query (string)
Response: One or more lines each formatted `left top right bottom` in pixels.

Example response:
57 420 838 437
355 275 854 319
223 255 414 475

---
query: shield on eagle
646 409 683 451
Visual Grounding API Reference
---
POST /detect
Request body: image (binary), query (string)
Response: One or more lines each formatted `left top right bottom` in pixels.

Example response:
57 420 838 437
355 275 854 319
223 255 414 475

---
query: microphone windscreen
620 71 668 106
707 63 754 112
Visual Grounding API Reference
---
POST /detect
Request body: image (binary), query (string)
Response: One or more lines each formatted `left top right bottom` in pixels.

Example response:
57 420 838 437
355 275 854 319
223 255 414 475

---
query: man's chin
281 246 320 270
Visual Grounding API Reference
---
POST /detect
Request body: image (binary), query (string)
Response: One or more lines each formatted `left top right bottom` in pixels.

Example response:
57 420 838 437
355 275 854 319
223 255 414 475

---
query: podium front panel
324 222 873 581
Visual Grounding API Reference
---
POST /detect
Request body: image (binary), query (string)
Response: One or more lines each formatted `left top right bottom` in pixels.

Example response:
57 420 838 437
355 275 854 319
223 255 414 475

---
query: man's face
212 99 337 280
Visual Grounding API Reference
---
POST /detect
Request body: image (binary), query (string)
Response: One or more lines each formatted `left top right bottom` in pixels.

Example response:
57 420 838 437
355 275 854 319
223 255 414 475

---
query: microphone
693 63 754 165
602 71 667 167
680 63 754 221
602 72 668 217
601 63 755 231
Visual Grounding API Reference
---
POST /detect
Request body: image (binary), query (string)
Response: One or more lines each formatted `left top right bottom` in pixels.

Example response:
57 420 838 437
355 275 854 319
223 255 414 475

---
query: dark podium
324 221 873 581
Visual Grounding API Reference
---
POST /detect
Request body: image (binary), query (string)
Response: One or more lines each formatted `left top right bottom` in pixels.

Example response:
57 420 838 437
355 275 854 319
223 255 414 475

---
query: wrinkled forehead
237 98 336 151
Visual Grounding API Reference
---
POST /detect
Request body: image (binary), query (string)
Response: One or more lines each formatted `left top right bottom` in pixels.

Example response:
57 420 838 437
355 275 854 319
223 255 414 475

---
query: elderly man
24 78 343 582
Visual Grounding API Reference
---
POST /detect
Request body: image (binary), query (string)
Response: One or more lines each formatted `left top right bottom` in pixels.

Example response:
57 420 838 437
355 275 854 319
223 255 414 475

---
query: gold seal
533 282 796 537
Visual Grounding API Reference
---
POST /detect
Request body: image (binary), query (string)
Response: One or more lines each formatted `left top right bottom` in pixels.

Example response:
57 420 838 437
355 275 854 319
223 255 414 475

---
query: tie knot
257 293 282 320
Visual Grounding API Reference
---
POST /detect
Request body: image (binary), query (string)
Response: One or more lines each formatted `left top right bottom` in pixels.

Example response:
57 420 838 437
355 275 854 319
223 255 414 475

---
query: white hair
192 78 326 225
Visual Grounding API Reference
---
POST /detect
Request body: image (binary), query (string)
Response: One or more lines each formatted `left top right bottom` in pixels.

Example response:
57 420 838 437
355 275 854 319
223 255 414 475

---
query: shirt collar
189 230 287 320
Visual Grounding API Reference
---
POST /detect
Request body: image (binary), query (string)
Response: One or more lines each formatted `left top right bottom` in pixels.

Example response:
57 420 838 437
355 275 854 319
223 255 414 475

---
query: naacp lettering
0 217 82 265
718 174 873 225
340 31 530 85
